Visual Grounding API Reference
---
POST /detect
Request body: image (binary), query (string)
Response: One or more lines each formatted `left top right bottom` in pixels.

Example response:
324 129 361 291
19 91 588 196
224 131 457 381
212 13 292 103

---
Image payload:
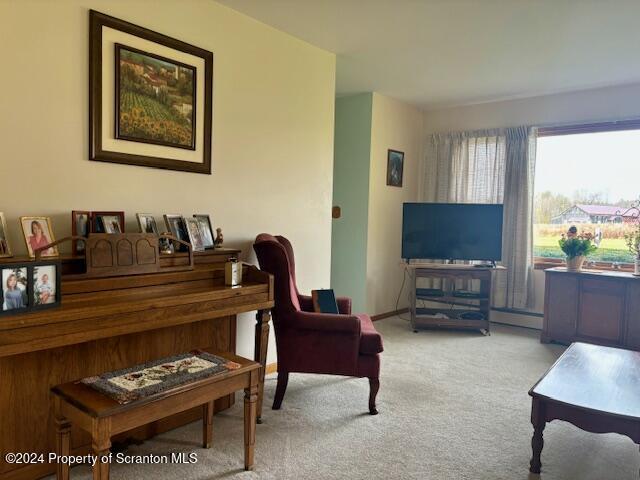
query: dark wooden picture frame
164 214 190 251
386 149 404 187
71 210 91 256
193 214 215 249
114 43 197 150
91 211 125 234
0 260 61 316
136 213 159 236
89 10 213 174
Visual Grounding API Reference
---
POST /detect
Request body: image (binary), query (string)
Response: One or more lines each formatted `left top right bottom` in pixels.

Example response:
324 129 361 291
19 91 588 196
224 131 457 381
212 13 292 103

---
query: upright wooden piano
0 249 274 480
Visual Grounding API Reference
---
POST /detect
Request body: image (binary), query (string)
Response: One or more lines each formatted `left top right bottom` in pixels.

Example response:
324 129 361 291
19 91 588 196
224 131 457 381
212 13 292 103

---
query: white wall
425 82 640 133
367 93 423 315
424 82 640 327
0 0 337 363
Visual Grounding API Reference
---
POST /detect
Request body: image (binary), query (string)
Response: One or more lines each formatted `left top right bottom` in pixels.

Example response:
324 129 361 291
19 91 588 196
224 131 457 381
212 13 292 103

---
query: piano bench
51 350 260 479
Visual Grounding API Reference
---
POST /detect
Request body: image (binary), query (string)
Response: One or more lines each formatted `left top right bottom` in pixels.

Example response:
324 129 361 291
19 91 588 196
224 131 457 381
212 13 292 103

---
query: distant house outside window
534 128 640 264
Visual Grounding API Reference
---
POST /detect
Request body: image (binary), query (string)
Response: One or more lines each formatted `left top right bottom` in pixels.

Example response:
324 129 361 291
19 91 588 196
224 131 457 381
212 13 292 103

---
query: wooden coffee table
528 342 640 474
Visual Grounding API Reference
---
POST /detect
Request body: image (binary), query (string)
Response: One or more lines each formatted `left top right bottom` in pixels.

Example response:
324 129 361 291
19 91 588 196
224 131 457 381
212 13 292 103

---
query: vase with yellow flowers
558 226 598 272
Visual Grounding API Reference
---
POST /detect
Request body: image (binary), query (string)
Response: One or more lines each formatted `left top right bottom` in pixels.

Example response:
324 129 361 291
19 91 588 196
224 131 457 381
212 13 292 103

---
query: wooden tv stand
406 263 505 335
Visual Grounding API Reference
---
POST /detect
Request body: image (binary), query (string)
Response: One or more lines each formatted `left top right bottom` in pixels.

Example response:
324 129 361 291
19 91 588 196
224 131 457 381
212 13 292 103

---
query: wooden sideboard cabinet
542 267 640 350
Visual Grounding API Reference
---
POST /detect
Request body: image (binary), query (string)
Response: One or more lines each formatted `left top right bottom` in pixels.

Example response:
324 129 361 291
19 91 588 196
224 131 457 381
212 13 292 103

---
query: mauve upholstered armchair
253 234 383 415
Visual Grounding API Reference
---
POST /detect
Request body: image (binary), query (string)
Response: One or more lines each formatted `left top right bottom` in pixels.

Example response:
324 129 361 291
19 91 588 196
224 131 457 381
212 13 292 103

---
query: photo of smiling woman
20 217 58 258
2 267 28 311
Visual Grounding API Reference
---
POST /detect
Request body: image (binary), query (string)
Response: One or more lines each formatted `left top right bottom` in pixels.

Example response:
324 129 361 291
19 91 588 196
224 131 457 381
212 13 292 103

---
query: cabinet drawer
581 277 625 295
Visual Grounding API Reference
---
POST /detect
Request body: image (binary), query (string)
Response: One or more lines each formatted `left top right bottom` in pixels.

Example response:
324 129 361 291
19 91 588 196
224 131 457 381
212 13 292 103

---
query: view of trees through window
534 129 640 263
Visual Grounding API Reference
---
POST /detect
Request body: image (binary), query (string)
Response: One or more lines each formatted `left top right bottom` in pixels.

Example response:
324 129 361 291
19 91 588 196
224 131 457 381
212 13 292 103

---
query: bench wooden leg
92 447 110 480
54 410 71 480
244 383 258 470
203 400 214 448
92 419 111 480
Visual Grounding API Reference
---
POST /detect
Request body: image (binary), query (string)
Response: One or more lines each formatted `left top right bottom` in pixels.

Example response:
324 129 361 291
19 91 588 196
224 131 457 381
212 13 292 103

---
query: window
534 124 640 265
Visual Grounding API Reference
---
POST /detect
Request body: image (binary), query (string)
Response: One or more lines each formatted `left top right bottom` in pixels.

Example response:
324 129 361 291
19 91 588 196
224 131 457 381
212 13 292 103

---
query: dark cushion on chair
357 314 384 355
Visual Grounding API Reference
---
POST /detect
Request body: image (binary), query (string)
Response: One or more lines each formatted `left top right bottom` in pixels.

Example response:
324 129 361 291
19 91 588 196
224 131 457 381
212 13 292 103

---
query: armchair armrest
298 294 315 312
295 311 361 335
298 294 353 315
336 297 352 315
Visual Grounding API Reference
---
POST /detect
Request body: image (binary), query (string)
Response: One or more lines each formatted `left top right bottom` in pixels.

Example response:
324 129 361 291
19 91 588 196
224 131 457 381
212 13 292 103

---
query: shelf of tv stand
409 264 500 335
415 295 488 308
414 307 491 331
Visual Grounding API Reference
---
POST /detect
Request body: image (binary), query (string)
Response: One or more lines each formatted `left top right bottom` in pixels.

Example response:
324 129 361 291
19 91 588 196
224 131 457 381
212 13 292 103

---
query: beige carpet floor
48 317 639 480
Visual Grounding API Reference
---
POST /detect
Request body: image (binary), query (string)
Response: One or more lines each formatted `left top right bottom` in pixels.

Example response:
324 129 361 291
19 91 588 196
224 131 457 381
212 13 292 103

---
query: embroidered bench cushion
81 351 240 404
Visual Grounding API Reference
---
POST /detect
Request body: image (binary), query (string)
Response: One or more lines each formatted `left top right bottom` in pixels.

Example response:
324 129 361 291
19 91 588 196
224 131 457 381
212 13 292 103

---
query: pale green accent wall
331 93 372 312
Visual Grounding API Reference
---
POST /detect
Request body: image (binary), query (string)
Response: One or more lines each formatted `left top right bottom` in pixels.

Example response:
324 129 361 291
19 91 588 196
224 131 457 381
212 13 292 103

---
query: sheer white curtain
422 126 537 309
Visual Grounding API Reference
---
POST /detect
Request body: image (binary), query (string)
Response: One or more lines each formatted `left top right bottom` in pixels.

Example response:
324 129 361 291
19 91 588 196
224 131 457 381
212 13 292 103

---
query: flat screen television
402 203 504 261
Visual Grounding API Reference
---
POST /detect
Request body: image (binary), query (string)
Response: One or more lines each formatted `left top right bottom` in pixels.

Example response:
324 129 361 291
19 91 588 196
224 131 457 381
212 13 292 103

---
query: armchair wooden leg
272 371 289 410
368 377 380 415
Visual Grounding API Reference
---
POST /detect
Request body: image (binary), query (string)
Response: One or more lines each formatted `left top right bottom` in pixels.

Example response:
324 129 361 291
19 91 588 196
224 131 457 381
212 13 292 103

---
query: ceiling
217 0 640 110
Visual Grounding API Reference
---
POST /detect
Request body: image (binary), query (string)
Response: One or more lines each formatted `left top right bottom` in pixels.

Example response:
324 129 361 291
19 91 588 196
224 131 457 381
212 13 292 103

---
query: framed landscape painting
115 44 196 150
89 10 213 174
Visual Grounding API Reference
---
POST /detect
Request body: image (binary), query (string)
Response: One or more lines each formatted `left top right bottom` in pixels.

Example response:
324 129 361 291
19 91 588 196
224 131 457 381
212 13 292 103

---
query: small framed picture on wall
386 149 404 187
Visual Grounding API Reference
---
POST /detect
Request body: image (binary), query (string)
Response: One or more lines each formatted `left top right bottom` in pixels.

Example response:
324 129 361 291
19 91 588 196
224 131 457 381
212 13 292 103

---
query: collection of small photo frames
159 214 216 253
0 211 217 259
0 214 61 259
71 211 216 255
71 211 126 255
0 260 61 316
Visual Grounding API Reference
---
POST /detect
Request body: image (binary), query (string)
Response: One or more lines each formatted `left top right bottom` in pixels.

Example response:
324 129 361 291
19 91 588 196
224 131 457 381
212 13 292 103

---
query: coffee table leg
244 382 258 470
530 398 546 474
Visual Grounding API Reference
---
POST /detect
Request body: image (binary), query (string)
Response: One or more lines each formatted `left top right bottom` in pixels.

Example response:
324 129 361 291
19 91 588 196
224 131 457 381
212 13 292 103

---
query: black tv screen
402 203 504 261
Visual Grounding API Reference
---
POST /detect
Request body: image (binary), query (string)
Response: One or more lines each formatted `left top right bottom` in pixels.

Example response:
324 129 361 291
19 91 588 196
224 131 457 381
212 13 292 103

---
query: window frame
533 119 640 270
